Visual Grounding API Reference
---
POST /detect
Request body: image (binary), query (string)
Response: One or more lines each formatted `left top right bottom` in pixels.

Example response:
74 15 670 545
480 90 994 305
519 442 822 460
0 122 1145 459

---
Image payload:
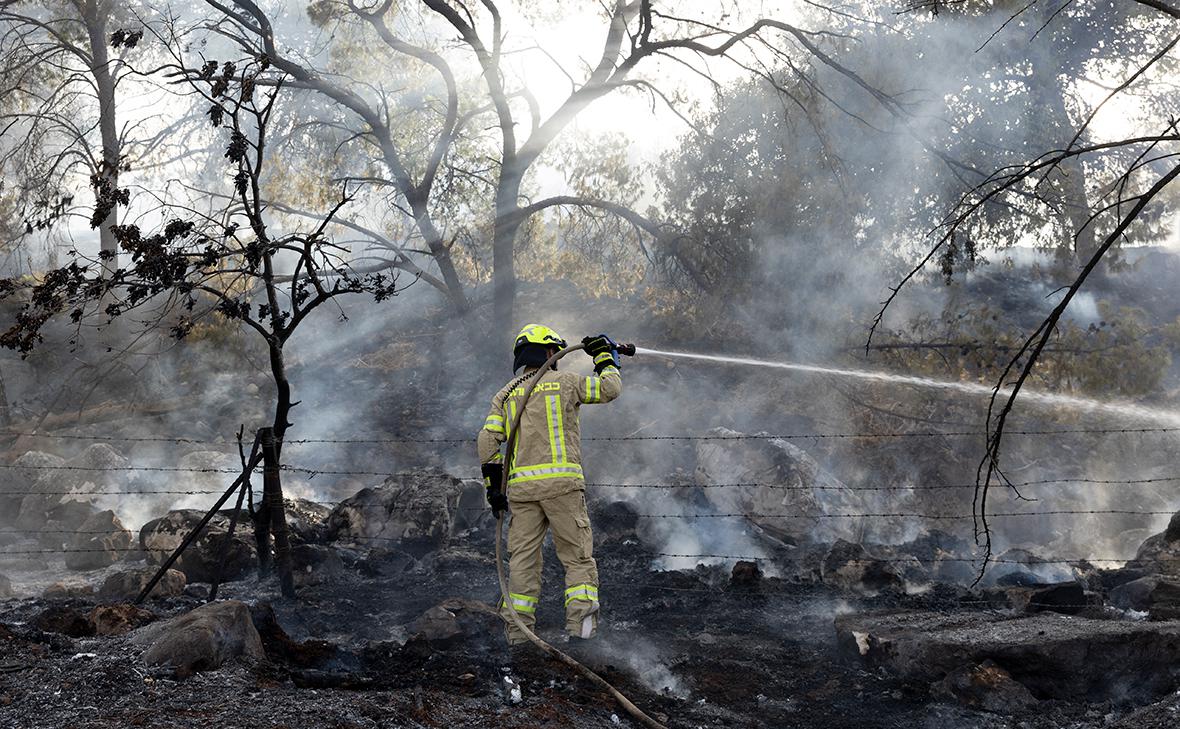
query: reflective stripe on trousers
564 583 599 608
501 592 538 615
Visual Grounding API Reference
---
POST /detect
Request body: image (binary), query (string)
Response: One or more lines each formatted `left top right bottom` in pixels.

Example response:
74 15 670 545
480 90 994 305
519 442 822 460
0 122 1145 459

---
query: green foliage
881 300 1173 399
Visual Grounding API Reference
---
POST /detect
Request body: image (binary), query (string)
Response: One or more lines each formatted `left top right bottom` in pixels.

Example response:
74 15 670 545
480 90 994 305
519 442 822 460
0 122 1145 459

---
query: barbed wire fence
1 426 1177 574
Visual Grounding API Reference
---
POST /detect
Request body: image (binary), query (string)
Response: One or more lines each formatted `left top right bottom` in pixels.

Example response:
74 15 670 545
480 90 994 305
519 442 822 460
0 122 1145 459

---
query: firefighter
477 324 622 644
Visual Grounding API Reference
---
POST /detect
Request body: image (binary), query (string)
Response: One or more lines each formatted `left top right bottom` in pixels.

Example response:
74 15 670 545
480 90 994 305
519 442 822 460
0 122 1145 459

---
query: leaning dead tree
0 52 407 596
876 0 1180 569
198 0 892 342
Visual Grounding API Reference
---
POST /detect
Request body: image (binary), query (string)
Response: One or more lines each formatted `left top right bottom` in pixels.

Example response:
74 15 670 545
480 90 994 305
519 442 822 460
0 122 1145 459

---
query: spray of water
637 348 1180 427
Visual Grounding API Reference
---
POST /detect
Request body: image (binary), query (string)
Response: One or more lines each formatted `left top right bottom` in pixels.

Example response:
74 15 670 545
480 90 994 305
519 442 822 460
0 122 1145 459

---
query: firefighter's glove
582 334 620 373
482 463 508 518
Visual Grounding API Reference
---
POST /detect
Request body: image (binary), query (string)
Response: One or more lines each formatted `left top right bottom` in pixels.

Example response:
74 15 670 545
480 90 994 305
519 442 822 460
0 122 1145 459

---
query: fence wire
0 539 1171 567
0 425 1176 446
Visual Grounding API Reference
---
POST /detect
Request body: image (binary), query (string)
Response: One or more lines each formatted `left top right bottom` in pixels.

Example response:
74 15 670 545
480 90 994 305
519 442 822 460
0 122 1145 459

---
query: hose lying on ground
497 342 667 729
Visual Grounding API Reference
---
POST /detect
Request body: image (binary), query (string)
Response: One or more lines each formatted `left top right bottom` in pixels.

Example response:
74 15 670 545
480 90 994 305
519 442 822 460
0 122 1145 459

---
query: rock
693 428 897 543
132 600 264 678
9 445 132 528
291 544 345 586
358 547 416 577
285 498 332 544
983 548 1078 587
835 610 1180 701
43 582 95 600
65 510 133 571
73 443 129 471
821 539 903 593
995 571 1042 587
176 450 238 483
730 560 763 588
35 500 102 552
140 510 256 583
1024 583 1087 614
46 500 101 531
33 605 95 637
404 598 501 652
410 605 464 642
90 604 155 636
1098 567 1152 592
99 567 186 602
890 530 976 584
1111 576 1180 619
931 660 1038 714
1131 531 1180 577
1 451 66 527
0 573 11 598
326 469 478 557
1164 512 1180 544
184 584 210 600
989 582 1087 615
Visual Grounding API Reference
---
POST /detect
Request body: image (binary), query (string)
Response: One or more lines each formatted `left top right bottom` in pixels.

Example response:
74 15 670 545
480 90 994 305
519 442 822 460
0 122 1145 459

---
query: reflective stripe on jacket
476 364 621 501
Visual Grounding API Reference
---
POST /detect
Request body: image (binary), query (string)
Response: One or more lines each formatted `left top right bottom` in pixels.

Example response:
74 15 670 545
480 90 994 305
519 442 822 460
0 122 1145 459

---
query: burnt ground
4 530 1180 729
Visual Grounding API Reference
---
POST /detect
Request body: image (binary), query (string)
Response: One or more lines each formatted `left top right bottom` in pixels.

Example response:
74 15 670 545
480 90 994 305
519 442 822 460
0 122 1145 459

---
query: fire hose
497 341 666 729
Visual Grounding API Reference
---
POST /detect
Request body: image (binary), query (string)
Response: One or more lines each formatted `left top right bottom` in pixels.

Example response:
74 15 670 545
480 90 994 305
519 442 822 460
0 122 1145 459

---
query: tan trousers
499 489 599 644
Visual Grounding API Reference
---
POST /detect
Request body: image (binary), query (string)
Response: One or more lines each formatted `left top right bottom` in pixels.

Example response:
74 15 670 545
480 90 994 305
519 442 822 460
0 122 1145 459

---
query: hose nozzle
616 342 636 357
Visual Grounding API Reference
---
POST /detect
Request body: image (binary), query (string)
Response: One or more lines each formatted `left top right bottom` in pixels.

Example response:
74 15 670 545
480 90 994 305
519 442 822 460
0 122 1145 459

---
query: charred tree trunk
81 0 120 271
411 201 469 314
268 337 292 440
492 166 524 345
1030 4 1096 264
0 364 11 428
259 426 295 598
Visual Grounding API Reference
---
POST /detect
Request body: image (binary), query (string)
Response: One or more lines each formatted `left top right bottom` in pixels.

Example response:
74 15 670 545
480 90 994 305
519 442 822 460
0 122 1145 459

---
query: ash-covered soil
4 530 1180 729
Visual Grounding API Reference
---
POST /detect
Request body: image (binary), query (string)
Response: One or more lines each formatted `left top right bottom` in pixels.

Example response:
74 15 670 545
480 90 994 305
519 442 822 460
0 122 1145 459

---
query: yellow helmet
513 324 567 372
513 323 567 352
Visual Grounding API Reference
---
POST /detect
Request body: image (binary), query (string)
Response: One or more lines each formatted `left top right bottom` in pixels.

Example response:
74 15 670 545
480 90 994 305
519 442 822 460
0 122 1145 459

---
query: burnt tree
0 55 405 580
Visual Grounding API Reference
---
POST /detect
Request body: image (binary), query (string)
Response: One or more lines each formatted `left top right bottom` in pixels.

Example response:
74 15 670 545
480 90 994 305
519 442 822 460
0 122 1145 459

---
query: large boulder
99 566 186 602
132 600 264 678
65 510 133 571
286 498 332 544
1110 576 1180 619
1130 519 1180 577
0 573 11 598
1 451 66 527
326 469 482 557
821 539 904 593
836 610 1180 702
6 445 130 528
693 428 905 544
43 582 95 600
176 451 239 488
1165 512 1180 544
140 510 257 583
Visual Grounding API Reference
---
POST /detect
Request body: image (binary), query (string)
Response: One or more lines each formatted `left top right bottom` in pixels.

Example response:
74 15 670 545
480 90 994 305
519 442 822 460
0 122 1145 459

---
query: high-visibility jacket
477 363 621 502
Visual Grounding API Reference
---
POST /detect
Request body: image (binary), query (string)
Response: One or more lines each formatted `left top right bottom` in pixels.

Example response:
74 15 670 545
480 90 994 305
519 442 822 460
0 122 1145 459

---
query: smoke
583 633 688 698
2 1 1180 595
